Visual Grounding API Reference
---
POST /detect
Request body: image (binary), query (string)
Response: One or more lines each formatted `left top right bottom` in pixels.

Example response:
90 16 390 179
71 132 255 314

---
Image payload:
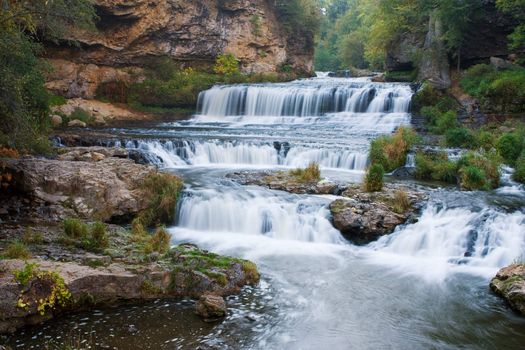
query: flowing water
6 77 525 349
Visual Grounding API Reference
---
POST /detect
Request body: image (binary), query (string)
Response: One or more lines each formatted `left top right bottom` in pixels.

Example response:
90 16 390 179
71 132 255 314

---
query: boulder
67 119 87 128
489 56 517 70
490 264 525 316
1 156 155 222
329 184 426 244
50 114 63 127
195 294 227 320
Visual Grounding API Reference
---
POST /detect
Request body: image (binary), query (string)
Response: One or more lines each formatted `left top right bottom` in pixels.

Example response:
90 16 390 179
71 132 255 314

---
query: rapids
8 77 525 349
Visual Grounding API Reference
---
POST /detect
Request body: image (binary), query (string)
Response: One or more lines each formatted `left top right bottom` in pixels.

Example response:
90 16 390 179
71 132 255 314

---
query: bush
461 64 525 113
289 162 321 182
445 128 474 148
497 133 523 165
433 110 458 134
63 218 89 239
459 166 490 191
370 126 417 172
66 108 94 125
214 54 240 76
13 262 38 285
139 173 184 227
149 226 171 254
473 130 497 151
391 190 411 213
457 151 501 190
3 241 31 259
364 164 384 192
513 151 525 183
89 221 109 250
414 152 457 183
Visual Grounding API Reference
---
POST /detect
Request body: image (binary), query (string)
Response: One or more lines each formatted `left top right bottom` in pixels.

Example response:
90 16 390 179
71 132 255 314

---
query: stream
7 77 525 349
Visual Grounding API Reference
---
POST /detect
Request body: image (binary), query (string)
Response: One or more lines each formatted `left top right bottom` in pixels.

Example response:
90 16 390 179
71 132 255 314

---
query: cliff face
45 0 313 75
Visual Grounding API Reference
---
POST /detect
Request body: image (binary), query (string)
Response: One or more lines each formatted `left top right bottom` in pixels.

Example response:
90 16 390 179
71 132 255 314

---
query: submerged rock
330 184 425 245
0 244 259 333
195 294 227 320
490 264 525 316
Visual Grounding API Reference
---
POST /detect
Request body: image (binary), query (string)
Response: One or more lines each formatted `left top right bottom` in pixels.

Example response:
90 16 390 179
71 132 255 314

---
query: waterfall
176 189 343 244
197 79 413 118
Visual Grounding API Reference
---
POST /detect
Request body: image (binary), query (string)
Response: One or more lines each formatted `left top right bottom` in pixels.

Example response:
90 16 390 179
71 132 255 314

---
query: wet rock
490 264 525 316
67 119 87 128
227 171 344 195
330 184 426 244
127 324 138 334
0 244 259 333
195 294 227 320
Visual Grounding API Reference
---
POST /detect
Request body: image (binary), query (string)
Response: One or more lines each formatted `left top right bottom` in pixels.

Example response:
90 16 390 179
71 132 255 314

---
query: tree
496 0 525 51
0 0 96 153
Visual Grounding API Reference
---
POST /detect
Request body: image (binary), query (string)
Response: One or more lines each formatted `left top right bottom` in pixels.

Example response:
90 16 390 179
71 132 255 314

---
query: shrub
131 217 147 237
457 151 501 190
392 189 411 213
364 164 384 192
497 133 523 165
139 173 184 227
149 226 171 254
412 83 441 111
370 126 417 172
214 54 240 76
13 262 38 286
89 221 109 249
63 218 89 239
3 241 31 259
445 128 474 148
473 130 497 151
513 151 525 183
459 166 490 191
289 162 321 182
414 152 457 183
433 110 458 134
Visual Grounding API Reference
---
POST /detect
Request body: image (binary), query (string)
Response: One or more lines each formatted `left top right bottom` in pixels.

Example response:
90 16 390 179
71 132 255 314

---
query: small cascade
197 79 413 118
176 188 343 244
370 202 525 275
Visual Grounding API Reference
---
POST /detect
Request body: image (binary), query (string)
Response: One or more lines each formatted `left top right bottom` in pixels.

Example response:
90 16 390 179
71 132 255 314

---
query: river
7 77 525 349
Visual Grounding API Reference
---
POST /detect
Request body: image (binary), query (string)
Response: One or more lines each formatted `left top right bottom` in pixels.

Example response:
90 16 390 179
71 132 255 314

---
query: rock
50 114 63 127
2 156 155 222
227 171 344 195
91 152 106 162
67 119 87 128
127 324 138 334
0 244 259 334
371 73 386 83
329 184 426 244
490 264 525 316
195 294 227 320
57 146 129 162
43 0 314 99
489 56 517 70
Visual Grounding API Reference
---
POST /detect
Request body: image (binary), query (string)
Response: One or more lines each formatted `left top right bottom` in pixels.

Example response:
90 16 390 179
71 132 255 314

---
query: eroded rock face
329 185 426 245
490 264 525 316
1 155 154 222
45 0 314 98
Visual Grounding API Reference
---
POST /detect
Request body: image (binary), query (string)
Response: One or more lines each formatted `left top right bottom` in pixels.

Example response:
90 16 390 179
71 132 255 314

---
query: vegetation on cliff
0 0 96 154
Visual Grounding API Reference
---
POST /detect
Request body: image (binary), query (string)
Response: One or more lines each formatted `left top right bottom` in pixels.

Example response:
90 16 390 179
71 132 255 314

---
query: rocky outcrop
45 0 314 98
227 171 344 195
329 184 426 245
0 244 260 333
1 153 155 223
490 264 525 316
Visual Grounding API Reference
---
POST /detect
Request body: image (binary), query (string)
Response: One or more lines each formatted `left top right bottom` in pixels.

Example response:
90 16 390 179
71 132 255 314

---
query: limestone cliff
44 0 314 98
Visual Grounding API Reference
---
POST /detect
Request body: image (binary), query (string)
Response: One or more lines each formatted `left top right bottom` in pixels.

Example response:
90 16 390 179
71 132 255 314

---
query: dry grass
289 162 321 183
392 189 411 213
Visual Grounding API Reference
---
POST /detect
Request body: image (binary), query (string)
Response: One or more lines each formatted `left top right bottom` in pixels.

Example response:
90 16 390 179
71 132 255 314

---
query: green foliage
461 64 525 113
445 128 475 148
276 0 321 40
13 262 38 286
457 151 502 190
415 152 458 183
149 226 171 254
250 15 262 37
369 126 417 172
513 151 525 183
364 164 384 192
139 173 184 227
3 241 31 259
0 0 96 154
62 219 109 252
497 133 523 165
289 162 321 182
66 108 94 125
496 0 525 51
214 54 240 76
